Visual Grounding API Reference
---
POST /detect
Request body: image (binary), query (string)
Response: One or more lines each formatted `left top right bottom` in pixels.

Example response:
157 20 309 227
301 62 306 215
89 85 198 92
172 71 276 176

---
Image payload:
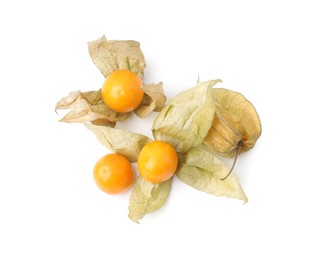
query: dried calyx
204 88 261 158
55 36 167 126
56 34 262 222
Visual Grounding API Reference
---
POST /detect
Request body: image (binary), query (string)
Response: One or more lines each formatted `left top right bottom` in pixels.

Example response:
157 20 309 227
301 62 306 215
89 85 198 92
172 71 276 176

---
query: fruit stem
221 141 243 181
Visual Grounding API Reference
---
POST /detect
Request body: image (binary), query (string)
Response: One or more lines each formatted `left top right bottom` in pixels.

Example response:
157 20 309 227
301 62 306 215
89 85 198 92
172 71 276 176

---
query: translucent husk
128 177 172 223
152 80 221 153
203 88 262 158
176 146 248 202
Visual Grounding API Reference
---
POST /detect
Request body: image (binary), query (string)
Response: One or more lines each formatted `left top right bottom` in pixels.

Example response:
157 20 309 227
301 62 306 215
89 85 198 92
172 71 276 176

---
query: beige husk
55 90 130 126
203 88 262 158
57 36 262 221
88 35 146 79
176 146 248 202
152 79 221 153
87 36 166 117
134 82 166 118
85 124 151 162
128 177 172 223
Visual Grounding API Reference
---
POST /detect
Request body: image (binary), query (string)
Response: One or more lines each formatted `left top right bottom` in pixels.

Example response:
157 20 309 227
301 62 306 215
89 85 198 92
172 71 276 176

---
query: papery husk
134 82 166 118
152 80 221 153
85 124 151 162
176 146 248 202
88 35 146 79
55 90 130 126
203 88 262 158
128 176 172 223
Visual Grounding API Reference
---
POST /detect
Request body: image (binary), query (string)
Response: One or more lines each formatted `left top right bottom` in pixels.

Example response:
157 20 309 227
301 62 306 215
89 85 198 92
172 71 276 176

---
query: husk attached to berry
88 35 166 117
85 124 151 162
57 35 262 221
88 35 146 79
56 36 167 125
134 82 166 118
128 177 172 223
152 79 221 153
55 90 130 126
203 88 262 158
176 146 248 202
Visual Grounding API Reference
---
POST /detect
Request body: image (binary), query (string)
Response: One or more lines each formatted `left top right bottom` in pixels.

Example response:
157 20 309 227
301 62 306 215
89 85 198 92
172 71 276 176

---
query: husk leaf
88 35 146 79
176 146 248 202
134 82 166 118
55 90 130 126
85 124 151 162
128 176 172 223
152 79 221 153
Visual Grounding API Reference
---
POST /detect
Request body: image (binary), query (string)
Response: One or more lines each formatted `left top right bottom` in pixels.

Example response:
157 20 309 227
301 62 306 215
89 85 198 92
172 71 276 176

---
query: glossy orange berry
93 154 134 194
138 141 178 183
101 70 144 113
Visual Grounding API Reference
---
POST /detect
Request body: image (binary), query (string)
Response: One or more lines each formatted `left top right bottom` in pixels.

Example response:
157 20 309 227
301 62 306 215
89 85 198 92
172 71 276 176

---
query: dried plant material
152 80 221 153
176 146 248 202
88 36 146 79
56 35 260 220
91 118 116 127
55 90 130 126
203 88 262 158
128 176 172 223
85 124 151 162
134 82 166 118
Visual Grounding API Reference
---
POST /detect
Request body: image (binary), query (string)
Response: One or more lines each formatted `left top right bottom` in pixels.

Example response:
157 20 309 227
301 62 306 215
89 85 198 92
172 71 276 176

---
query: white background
1 0 316 259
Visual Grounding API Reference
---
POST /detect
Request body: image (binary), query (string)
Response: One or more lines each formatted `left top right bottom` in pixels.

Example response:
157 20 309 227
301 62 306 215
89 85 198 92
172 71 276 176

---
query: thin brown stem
221 141 243 181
